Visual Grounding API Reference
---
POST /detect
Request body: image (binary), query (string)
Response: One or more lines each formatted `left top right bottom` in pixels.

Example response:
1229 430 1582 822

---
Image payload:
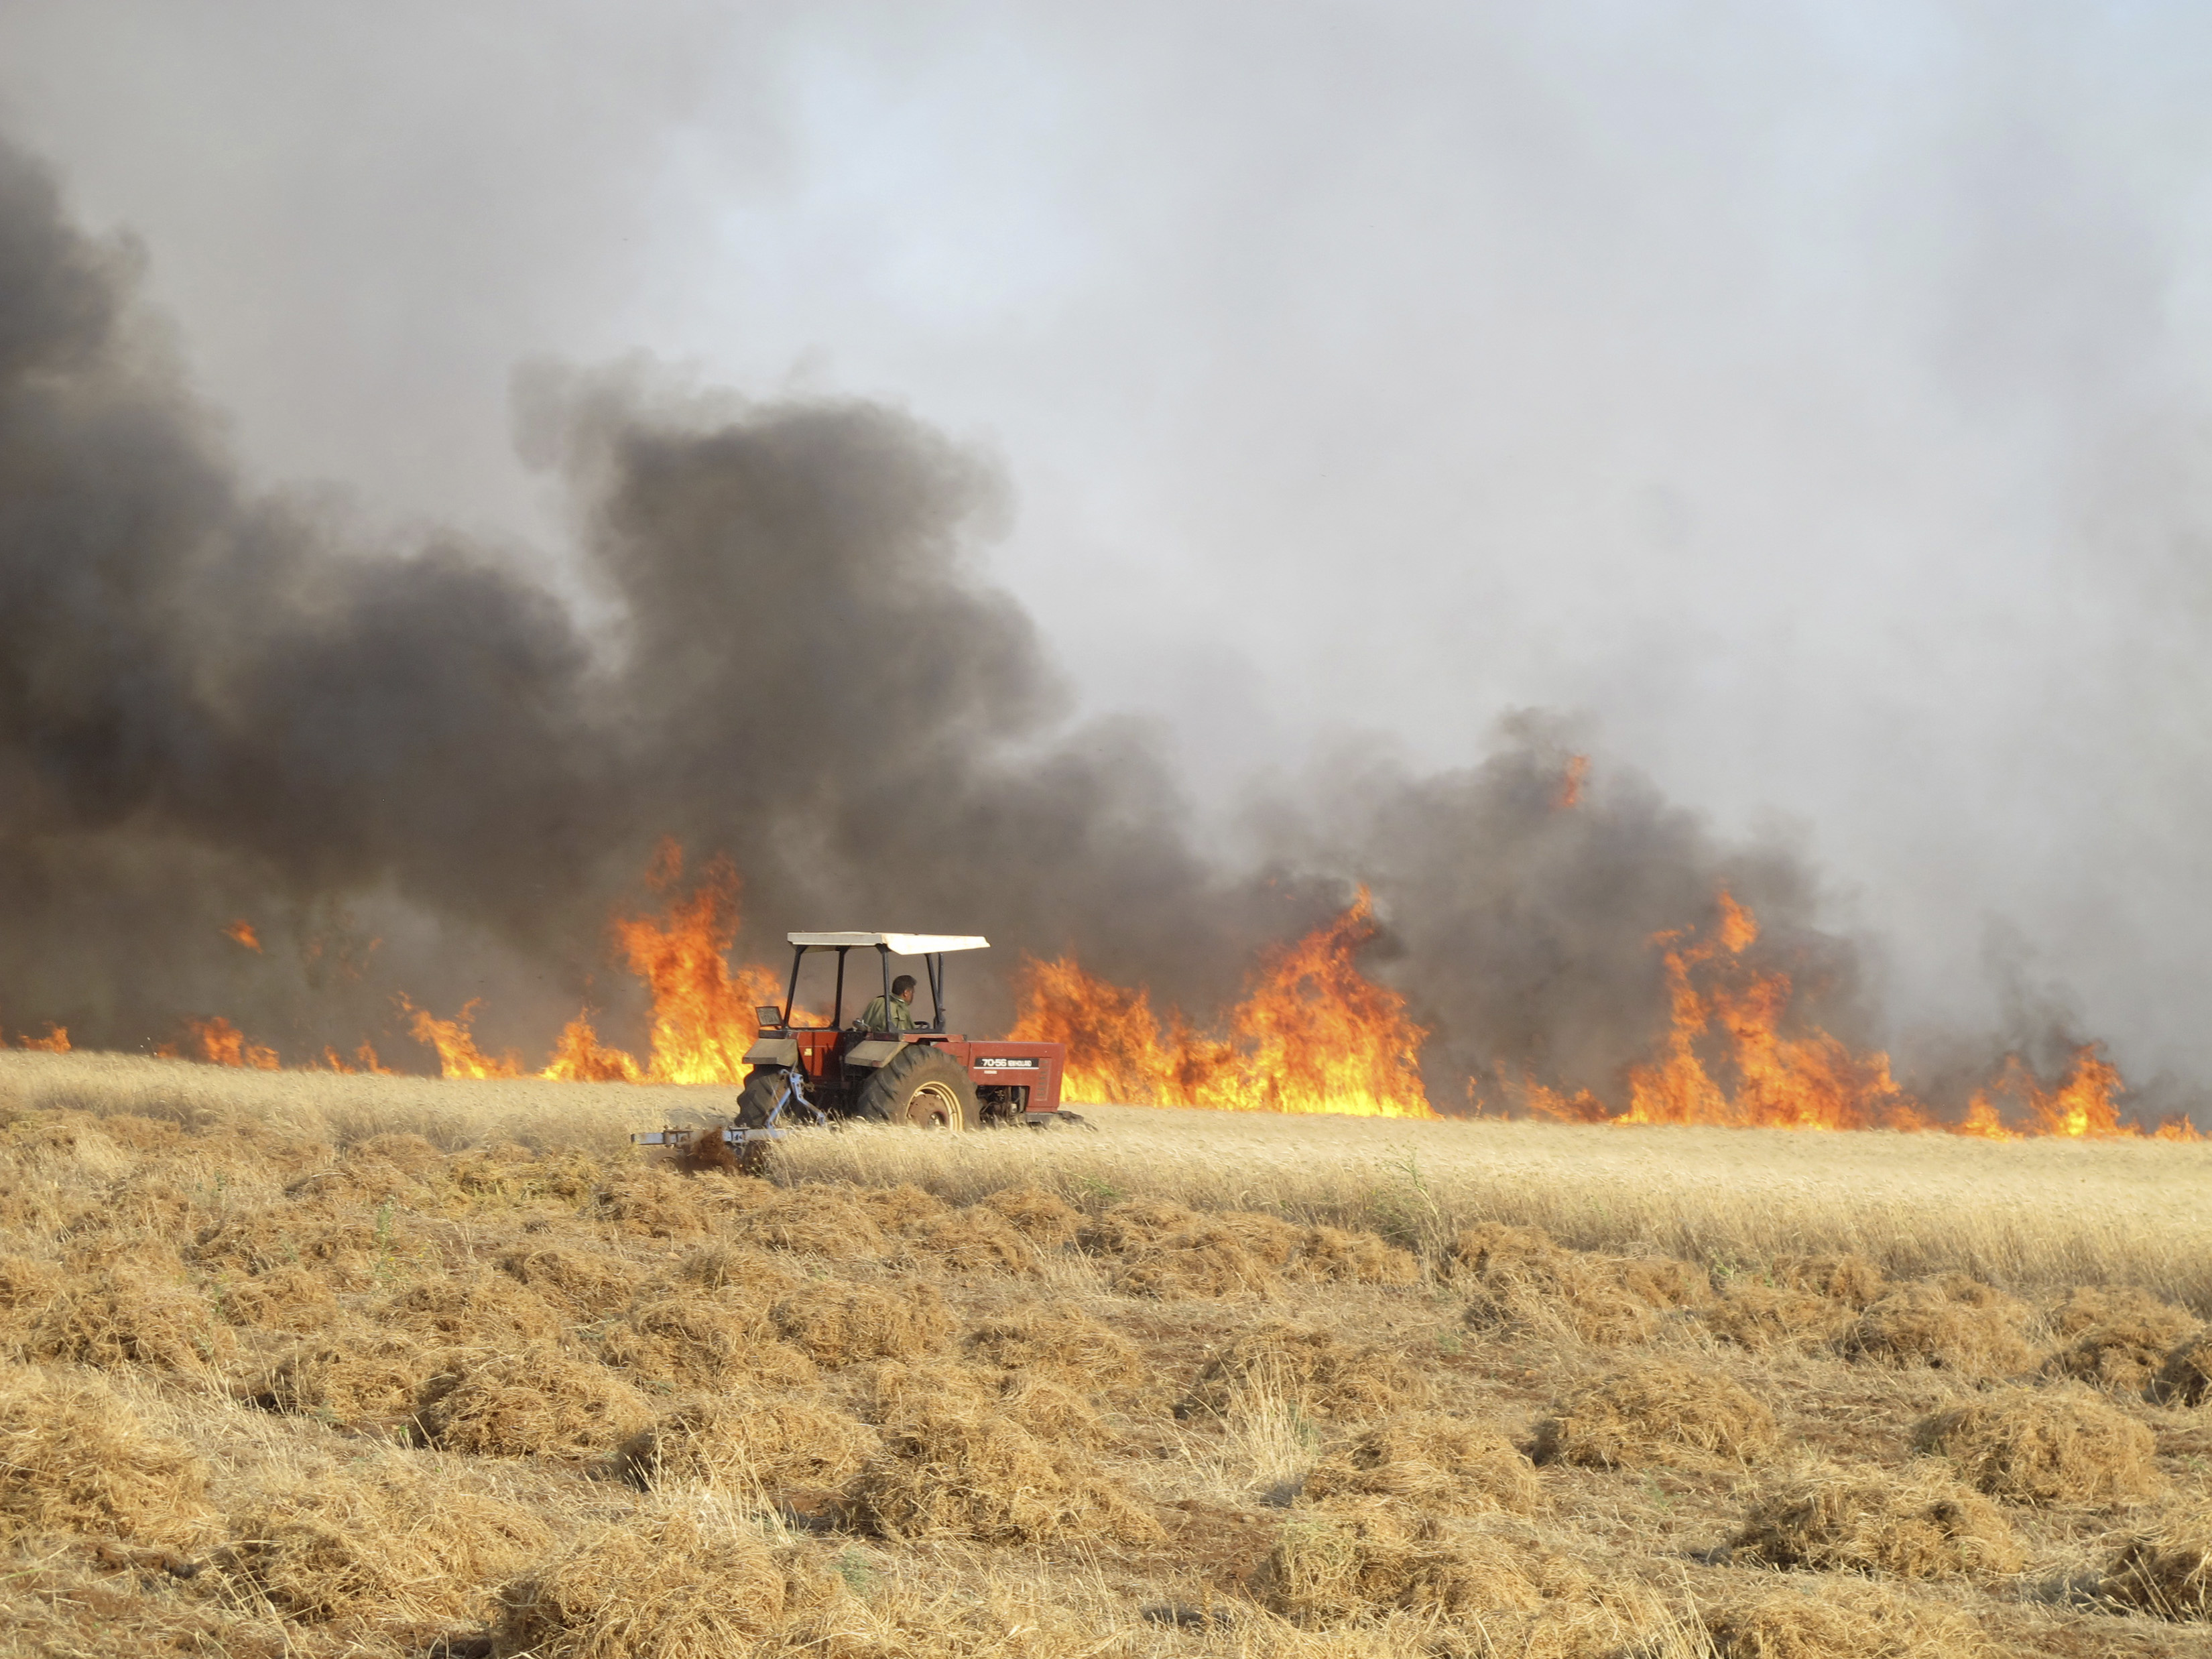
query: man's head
891 974 917 1002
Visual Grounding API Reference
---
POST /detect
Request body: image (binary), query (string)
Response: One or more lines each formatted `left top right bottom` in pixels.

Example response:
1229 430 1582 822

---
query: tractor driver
859 974 920 1033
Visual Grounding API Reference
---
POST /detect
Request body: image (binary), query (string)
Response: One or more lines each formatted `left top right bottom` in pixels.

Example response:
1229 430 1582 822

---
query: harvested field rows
1 1051 2210 1656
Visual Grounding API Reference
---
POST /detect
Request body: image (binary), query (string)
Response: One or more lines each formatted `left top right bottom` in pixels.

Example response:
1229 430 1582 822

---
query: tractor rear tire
735 1067 785 1129
856 1045 979 1131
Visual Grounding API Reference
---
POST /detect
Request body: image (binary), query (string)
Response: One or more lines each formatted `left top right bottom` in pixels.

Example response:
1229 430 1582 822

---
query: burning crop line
1009 889 1436 1119
1520 891 2196 1142
114 854 2197 1140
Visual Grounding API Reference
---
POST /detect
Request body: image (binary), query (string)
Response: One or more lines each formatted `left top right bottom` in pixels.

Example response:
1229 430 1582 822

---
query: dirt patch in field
1842 1274 2038 1375
1534 1357 1778 1469
419 1345 656 1457
0 1367 210 1546
1729 1460 2026 1577
1186 1319 1434 1420
1300 1412 1541 1514
1913 1384 2164 1506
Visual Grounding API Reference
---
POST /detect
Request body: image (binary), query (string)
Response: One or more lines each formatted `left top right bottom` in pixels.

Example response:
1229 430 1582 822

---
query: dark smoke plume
0 131 1327 1064
0 127 2146 1118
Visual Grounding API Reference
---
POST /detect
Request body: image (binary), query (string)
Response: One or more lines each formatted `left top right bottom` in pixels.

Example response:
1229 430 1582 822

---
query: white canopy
786 932 990 954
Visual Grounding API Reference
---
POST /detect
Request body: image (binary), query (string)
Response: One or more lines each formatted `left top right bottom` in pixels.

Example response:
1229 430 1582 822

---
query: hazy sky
5 2 2212 1079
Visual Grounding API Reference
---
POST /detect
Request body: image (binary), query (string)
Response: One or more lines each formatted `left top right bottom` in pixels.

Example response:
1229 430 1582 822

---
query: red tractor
635 932 1080 1162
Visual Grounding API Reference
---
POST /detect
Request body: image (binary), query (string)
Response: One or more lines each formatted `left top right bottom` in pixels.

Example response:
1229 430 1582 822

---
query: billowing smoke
0 128 2145 1115
0 131 1331 1064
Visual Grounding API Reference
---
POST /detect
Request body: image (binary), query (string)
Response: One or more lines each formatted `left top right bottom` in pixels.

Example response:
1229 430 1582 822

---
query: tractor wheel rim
910 1080 964 1131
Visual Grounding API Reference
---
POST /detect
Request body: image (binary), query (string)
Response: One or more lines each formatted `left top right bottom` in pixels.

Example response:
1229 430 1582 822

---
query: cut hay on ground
496 1245 646 1318
768 1280 954 1366
1256 1508 1589 1625
2043 1285 2200 1394
1842 1274 2038 1375
376 1271 569 1349
2154 1332 2212 1408
1534 1358 1778 1469
253 1323 444 1427
1290 1225 1421 1286
1700 1579 1993 1658
1186 1320 1434 1421
1699 1282 1857 1353
418 1345 656 1457
0 1367 210 1546
1767 1253 1889 1308
961 1304 1140 1384
853 1360 1160 1544
1912 1384 2164 1506
617 1391 878 1493
977 1182 1082 1247
1113 1221 1288 1299
2103 1512 2212 1620
212 1265 341 1333
1455 1231 1670 1347
1299 1412 1541 1514
902 1204 1040 1275
17 1271 236 1375
728 1186 893 1259
494 1501 806 1659
600 1294 819 1390
1729 1460 2026 1577
219 1455 552 1632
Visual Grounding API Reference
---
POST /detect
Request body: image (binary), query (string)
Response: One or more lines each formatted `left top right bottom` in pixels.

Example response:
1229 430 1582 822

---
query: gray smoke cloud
0 133 1337 1064
0 94 2191 1123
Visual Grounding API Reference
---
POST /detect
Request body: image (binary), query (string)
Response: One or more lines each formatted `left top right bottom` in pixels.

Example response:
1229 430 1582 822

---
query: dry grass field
3 1050 2211 1658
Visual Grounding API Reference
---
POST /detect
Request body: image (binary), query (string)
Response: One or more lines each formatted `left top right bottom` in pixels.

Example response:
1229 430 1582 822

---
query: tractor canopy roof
787 932 989 954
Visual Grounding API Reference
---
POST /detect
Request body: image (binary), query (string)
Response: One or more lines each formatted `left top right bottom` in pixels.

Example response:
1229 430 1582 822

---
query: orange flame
1525 891 2199 1140
225 919 261 952
161 1016 281 1070
315 1044 393 1075
404 999 524 1079
409 845 782 1083
1554 754 1590 810
1011 890 1433 1117
18 1025 71 1054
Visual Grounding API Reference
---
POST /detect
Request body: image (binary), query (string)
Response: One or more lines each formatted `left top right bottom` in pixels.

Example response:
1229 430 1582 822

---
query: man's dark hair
892 974 918 996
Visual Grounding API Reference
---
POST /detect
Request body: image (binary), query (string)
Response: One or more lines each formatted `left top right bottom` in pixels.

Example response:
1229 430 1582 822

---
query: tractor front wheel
856 1045 979 1131
735 1067 785 1129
